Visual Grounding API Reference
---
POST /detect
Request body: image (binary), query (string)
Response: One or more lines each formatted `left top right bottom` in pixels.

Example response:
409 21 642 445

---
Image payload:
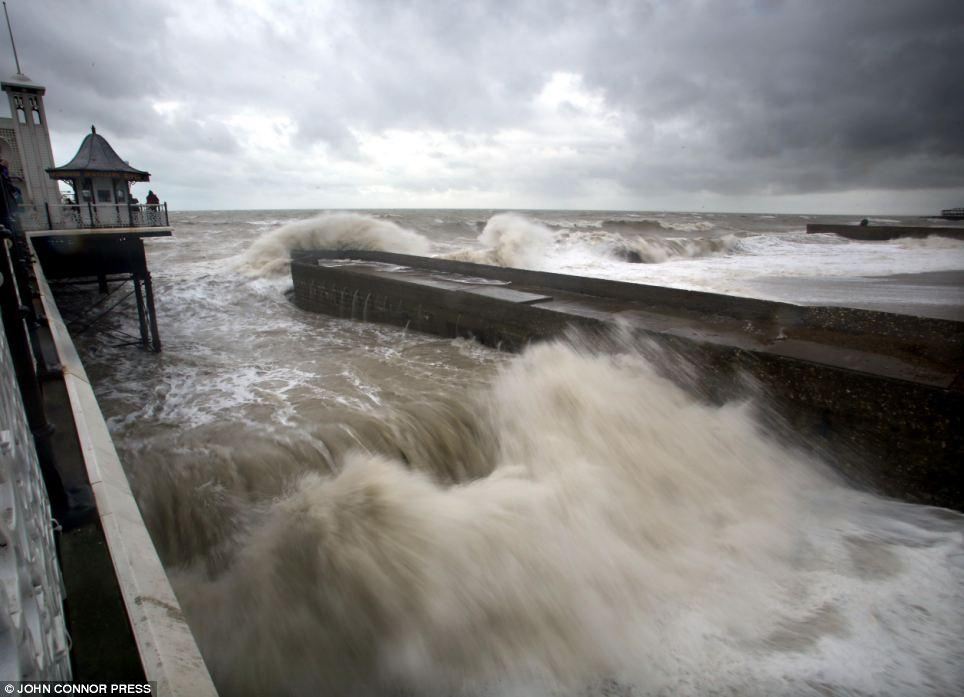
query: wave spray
161 338 963 697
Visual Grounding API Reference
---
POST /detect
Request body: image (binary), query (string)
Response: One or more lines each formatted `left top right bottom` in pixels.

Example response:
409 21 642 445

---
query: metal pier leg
143 271 161 352
132 273 150 350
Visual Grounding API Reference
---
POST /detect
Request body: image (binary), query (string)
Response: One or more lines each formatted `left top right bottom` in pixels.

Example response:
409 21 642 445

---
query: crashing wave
236 213 432 277
896 235 964 250
611 233 742 263
164 338 964 696
444 213 553 269
603 218 716 233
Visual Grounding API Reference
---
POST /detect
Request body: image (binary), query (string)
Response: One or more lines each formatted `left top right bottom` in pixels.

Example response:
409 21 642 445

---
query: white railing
16 202 170 232
30 250 220 696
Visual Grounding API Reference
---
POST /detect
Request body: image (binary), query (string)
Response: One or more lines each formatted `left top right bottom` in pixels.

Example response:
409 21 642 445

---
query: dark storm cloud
578 0 964 194
5 0 962 208
10 2 168 124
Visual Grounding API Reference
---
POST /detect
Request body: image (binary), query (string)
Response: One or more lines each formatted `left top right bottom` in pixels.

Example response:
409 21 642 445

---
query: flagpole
3 2 23 76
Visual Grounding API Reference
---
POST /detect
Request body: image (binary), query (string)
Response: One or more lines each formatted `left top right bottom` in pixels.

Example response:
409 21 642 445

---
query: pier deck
29 227 172 351
292 250 963 510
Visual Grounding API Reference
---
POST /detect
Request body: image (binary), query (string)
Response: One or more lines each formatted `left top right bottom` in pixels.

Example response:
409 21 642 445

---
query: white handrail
30 243 219 697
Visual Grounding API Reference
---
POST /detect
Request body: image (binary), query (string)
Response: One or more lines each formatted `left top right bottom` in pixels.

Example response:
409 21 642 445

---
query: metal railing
16 201 170 232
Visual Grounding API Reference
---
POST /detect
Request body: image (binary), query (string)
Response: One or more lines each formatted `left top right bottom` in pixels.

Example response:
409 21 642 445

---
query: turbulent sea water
70 209 964 697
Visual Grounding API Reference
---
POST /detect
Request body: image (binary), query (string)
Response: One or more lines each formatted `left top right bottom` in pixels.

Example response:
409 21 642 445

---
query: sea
65 209 964 697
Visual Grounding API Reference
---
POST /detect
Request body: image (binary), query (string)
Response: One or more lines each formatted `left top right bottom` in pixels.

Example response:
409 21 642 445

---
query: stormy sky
4 0 963 213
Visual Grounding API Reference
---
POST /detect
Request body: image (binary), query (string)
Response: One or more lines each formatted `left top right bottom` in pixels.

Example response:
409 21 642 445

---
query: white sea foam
443 213 553 269
236 213 432 277
168 340 963 697
546 230 964 304
544 225 742 265
611 233 742 263
897 235 964 250
442 214 736 269
73 209 964 697
602 217 716 233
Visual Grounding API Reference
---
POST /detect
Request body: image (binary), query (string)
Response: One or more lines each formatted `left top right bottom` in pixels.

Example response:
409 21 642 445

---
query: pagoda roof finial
91 124 96 134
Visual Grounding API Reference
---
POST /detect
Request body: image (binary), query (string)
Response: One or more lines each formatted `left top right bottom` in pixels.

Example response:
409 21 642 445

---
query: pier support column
143 272 161 353
131 273 150 350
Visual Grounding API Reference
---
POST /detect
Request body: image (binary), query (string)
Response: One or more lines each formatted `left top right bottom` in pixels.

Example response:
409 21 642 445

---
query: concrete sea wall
291 250 963 510
807 223 964 240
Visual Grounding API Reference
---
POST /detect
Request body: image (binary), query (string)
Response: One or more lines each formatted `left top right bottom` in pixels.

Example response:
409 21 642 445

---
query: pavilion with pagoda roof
48 125 148 201
44 124 167 230
19 124 174 351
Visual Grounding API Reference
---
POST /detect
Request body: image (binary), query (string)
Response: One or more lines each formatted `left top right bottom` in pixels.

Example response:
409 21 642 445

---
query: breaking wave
612 233 742 263
236 213 432 277
603 218 716 233
156 338 964 697
896 235 964 250
443 213 553 269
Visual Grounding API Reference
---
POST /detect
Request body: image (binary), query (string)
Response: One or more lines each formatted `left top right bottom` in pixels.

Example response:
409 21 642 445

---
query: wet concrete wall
807 224 964 240
291 251 963 510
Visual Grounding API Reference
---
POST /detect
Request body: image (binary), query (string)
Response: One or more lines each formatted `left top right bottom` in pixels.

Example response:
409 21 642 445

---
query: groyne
291 250 963 510
807 223 964 240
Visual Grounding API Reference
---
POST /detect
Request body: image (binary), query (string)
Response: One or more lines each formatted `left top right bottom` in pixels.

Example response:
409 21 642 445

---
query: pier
16 125 175 351
291 250 963 510
28 225 170 352
1 217 213 692
0 63 212 689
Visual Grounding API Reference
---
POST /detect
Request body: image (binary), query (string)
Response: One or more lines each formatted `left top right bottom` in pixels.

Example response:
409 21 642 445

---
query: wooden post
44 201 52 229
163 201 169 226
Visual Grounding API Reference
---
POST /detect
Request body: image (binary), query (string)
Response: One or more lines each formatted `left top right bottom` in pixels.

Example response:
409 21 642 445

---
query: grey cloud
11 1 170 101
4 0 962 210
578 0 964 195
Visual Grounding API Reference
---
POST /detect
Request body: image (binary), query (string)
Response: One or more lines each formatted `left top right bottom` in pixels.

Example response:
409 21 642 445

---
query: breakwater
807 223 964 240
291 249 963 510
